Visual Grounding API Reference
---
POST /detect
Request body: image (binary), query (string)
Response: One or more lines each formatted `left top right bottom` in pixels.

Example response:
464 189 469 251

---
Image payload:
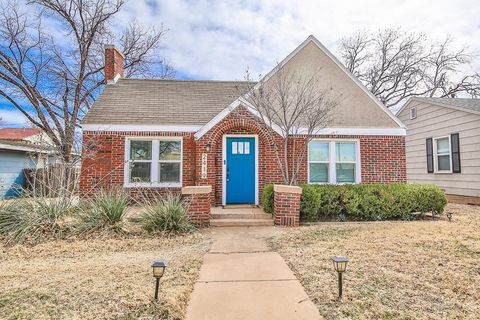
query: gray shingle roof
82 79 253 125
415 97 480 113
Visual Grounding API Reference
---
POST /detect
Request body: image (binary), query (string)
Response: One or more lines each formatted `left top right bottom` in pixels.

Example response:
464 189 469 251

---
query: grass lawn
270 203 480 320
0 233 211 320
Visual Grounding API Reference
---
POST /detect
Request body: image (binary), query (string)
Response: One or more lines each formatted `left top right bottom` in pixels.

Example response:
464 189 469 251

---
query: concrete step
211 213 273 220
210 218 274 227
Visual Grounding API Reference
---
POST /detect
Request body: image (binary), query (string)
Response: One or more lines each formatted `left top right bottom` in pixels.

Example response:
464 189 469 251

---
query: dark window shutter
426 138 434 173
451 133 461 173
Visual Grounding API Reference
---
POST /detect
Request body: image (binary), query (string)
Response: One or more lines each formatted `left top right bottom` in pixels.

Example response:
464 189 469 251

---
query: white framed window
308 140 360 184
410 107 417 119
433 136 452 173
125 137 182 187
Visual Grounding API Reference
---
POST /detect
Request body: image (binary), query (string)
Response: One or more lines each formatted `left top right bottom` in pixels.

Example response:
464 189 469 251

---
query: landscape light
151 260 167 300
331 256 349 300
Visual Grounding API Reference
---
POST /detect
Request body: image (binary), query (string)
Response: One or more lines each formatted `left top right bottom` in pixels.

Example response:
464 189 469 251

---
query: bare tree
340 28 480 108
0 0 173 164
242 67 337 185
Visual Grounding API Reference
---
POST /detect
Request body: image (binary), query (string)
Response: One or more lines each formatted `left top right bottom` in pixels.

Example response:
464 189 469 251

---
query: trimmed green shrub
299 183 447 222
262 184 274 213
76 189 129 234
0 197 74 244
139 193 194 234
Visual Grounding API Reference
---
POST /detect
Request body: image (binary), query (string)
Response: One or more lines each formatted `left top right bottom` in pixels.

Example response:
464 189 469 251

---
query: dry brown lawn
270 203 480 320
0 233 211 320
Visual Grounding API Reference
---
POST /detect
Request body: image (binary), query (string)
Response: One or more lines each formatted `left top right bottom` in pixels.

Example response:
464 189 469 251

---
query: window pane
238 142 244 154
436 138 450 155
336 163 355 183
159 141 181 160
232 142 237 154
159 162 180 183
130 162 151 182
310 163 329 183
244 142 250 154
309 141 329 161
438 155 451 171
130 140 152 160
336 142 356 162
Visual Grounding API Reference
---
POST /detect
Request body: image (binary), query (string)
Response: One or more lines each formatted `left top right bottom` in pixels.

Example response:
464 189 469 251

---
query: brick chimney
104 45 124 84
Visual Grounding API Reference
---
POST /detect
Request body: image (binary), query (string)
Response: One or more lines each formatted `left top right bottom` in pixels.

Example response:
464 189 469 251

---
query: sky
2 0 480 126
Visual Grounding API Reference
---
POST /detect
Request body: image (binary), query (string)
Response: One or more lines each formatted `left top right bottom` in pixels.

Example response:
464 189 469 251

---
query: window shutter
426 138 434 173
451 133 461 173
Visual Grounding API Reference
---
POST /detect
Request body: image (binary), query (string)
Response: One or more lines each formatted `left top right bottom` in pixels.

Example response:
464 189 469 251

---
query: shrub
299 184 447 221
76 189 129 234
0 197 74 244
139 193 194 234
262 184 274 213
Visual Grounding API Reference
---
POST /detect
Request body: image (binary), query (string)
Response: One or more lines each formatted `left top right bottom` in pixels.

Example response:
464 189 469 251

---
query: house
397 97 480 205
0 128 55 199
80 35 407 225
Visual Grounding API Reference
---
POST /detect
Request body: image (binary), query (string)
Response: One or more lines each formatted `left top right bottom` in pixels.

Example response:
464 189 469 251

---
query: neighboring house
80 35 407 207
0 128 55 199
397 97 480 205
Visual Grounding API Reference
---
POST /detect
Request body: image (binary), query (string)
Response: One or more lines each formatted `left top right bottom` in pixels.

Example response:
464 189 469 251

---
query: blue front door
226 137 255 204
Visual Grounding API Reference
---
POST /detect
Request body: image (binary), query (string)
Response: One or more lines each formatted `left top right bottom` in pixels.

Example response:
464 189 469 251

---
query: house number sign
201 153 208 179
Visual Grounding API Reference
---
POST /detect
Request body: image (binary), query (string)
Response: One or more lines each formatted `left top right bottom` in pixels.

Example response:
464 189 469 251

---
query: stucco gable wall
267 41 399 128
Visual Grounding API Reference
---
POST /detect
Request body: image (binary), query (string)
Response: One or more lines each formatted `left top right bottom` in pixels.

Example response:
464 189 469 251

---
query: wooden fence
24 165 80 197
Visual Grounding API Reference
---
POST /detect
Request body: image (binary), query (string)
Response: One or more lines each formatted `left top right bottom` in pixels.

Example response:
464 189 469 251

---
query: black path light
331 256 349 301
152 260 167 300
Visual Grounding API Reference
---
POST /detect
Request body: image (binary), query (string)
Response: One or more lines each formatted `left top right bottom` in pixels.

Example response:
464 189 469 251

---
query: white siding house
397 97 480 204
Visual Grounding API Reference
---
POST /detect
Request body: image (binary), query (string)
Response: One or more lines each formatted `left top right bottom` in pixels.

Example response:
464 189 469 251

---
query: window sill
124 183 182 188
433 171 452 174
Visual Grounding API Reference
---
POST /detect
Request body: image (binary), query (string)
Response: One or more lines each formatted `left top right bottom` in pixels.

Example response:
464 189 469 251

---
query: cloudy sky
2 0 480 126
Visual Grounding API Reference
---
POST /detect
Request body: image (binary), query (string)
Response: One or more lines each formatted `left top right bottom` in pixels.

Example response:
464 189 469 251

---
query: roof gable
263 36 404 128
194 36 405 139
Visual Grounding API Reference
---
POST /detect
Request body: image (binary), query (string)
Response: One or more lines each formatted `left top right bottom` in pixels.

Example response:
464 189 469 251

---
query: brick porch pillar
182 186 212 226
273 185 302 227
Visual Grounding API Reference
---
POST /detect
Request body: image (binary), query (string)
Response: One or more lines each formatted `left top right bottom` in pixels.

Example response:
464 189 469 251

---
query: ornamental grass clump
0 197 74 245
76 189 129 234
139 193 195 234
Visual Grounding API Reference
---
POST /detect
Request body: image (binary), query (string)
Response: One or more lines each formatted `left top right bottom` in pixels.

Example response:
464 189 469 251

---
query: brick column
182 186 212 226
273 185 302 227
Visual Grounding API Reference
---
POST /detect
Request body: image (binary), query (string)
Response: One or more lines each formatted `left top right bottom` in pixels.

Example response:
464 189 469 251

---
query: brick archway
196 106 283 206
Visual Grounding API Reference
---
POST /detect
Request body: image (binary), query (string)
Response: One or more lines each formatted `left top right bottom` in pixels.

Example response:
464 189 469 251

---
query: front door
226 137 255 204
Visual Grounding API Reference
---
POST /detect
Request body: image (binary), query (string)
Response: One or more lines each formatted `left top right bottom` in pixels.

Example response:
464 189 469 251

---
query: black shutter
426 138 434 173
451 133 461 173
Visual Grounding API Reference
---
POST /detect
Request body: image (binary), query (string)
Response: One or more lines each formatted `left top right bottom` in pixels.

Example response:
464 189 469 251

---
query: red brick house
80 36 406 224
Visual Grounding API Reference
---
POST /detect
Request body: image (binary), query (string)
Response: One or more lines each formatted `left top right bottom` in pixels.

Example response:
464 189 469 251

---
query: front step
211 213 272 220
210 218 274 227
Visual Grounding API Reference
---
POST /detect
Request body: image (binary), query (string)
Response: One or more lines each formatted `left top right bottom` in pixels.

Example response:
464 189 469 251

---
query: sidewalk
185 227 321 320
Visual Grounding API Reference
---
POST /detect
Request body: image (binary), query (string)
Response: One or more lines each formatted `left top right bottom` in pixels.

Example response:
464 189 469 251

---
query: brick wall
80 107 406 205
182 186 212 226
80 131 195 196
292 135 406 184
273 185 301 227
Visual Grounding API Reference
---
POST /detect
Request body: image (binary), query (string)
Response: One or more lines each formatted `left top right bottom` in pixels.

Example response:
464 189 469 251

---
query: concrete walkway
185 227 321 320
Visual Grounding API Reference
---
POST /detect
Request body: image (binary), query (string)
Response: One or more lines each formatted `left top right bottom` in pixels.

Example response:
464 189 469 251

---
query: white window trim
433 135 452 174
307 139 361 184
410 107 417 120
124 137 183 187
